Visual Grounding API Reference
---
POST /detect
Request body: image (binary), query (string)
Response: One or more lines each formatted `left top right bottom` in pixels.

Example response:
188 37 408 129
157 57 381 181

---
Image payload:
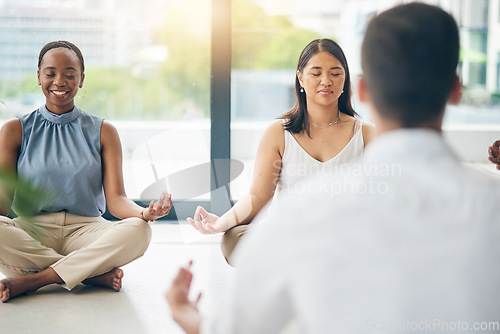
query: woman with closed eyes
188 38 374 264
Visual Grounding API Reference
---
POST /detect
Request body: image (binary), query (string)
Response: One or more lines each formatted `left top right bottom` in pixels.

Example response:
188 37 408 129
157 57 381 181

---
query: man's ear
358 75 371 103
37 69 41 85
448 75 462 105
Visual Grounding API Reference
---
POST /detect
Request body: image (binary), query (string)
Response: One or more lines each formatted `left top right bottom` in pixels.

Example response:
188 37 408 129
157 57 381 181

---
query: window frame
111 0 233 222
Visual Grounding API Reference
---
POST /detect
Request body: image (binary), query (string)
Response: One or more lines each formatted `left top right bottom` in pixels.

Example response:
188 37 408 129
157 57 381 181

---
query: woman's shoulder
1 118 22 133
264 119 286 141
361 121 375 145
100 120 119 138
0 118 22 148
257 119 286 153
2 117 22 129
268 119 285 131
341 115 375 146
342 114 374 131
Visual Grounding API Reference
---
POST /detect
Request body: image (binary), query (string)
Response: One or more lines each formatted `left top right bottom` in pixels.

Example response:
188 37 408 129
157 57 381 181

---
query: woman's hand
488 140 500 170
187 206 232 234
142 191 172 222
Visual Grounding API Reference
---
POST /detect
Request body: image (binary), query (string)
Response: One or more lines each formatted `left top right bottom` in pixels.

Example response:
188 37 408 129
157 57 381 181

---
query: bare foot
0 279 11 302
82 268 123 291
1 268 63 302
0 273 51 303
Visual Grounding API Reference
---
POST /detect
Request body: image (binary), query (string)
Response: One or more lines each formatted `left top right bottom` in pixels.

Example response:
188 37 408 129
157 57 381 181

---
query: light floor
2 163 499 334
0 223 235 334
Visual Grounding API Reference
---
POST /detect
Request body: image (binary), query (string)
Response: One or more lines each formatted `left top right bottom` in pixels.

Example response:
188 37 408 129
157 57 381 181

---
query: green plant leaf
0 169 51 217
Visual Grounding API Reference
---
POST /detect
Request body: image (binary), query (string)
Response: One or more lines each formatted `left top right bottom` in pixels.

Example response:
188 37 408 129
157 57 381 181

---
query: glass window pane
230 0 324 199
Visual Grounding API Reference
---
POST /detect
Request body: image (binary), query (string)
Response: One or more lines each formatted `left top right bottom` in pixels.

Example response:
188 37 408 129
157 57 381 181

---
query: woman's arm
0 119 22 215
188 120 285 234
101 121 171 221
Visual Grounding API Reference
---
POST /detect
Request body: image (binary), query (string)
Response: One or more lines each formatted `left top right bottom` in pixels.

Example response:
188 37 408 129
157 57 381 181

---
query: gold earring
77 87 87 99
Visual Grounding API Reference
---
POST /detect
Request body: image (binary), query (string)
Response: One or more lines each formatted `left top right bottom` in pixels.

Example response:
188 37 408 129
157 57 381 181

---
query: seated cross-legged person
188 38 373 264
0 40 172 302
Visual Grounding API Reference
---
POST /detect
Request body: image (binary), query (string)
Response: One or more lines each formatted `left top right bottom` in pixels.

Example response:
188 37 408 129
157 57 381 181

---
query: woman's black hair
282 38 357 136
38 40 85 73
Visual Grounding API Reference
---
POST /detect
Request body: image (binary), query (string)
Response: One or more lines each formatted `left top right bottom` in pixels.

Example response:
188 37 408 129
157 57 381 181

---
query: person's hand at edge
166 261 202 334
488 140 500 170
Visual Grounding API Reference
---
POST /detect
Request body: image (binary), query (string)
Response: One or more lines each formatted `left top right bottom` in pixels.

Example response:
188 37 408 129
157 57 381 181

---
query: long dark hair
282 38 357 136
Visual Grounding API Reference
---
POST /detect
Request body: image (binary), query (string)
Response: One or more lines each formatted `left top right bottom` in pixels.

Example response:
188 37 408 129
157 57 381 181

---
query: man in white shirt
167 3 500 333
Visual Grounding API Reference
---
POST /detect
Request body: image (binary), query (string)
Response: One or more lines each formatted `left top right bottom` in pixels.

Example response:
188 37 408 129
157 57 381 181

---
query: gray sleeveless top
13 105 105 217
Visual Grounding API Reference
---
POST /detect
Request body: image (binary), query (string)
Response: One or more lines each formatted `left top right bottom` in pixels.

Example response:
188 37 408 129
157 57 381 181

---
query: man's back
226 129 500 333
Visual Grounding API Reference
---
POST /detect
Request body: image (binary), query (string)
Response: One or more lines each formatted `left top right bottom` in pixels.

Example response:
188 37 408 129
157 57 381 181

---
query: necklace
308 110 340 129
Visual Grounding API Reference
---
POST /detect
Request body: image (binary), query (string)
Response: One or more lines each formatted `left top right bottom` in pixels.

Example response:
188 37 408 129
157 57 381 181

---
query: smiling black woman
0 40 173 302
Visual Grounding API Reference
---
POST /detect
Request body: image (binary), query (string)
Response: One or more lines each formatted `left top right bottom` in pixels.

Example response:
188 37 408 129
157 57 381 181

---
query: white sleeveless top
272 120 365 204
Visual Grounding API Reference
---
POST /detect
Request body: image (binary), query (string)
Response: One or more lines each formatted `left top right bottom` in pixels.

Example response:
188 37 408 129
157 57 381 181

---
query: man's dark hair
361 3 459 127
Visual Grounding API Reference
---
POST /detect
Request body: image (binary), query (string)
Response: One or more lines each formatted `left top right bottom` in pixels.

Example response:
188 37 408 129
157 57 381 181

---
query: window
229 0 500 200
1 0 499 219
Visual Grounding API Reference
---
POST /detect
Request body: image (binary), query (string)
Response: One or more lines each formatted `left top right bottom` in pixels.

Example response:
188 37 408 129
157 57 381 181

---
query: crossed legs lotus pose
0 267 124 303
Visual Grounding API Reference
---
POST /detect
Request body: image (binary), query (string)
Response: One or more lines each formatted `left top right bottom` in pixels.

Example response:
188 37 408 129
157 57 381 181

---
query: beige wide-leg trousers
221 223 250 266
0 212 152 290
